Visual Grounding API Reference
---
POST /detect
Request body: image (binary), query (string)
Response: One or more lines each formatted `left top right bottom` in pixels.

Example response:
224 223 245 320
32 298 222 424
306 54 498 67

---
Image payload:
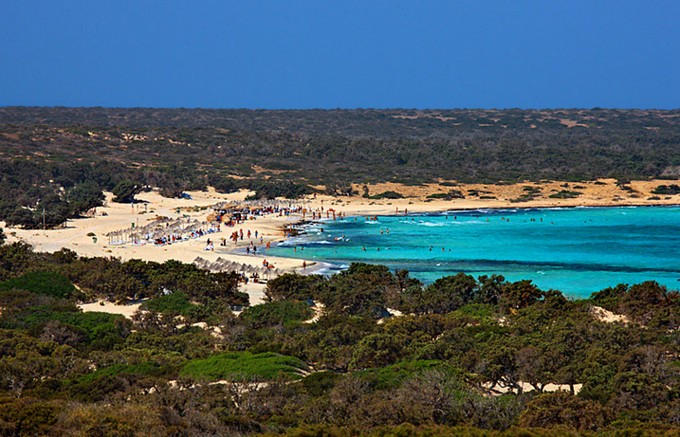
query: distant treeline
0 242 678 435
1 107 680 227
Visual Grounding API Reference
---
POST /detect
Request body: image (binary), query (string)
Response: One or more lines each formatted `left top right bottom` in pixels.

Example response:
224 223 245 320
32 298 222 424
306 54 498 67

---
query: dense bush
652 184 680 194
141 291 195 316
111 180 141 203
548 190 582 199
0 243 678 434
180 352 309 381
0 271 78 299
239 301 313 328
265 273 326 302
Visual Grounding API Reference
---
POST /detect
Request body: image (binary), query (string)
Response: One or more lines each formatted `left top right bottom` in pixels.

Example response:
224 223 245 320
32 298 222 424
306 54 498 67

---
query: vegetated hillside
0 243 678 435
1 107 680 228
2 106 680 183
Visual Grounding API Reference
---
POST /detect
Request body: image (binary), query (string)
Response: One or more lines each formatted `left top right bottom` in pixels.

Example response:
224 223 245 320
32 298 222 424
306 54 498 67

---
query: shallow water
269 206 680 298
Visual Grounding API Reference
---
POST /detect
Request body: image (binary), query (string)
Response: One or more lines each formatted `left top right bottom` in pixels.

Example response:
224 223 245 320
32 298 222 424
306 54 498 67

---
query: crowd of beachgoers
95 197 325 284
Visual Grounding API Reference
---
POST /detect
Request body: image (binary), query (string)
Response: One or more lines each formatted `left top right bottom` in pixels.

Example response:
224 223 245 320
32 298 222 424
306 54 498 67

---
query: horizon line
2 105 680 112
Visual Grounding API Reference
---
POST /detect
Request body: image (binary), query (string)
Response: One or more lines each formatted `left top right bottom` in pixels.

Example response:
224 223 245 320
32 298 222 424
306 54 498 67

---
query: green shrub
0 271 77 299
22 309 128 347
180 352 308 381
549 190 582 199
451 303 496 321
301 371 341 396
239 301 313 328
265 273 325 302
369 191 404 199
355 360 449 390
652 184 680 195
141 291 195 316
111 180 141 203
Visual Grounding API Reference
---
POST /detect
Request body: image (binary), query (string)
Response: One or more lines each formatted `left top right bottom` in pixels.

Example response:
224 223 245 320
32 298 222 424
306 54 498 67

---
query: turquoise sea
268 206 680 299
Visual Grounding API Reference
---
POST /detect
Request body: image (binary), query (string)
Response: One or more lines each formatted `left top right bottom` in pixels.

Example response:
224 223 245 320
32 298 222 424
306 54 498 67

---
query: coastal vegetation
2 107 680 228
0 242 678 435
653 184 680 195
548 190 582 199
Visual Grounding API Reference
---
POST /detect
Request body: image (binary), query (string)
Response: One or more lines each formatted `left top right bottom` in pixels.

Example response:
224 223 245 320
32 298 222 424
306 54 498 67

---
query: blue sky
1 1 678 109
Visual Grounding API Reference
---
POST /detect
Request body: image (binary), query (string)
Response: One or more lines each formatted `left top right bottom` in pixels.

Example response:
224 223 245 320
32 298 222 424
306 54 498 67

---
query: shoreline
2 178 678 304
269 205 680 297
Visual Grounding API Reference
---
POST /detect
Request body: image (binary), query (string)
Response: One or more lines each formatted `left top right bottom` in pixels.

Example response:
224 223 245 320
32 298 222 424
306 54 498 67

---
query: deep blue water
268 206 680 298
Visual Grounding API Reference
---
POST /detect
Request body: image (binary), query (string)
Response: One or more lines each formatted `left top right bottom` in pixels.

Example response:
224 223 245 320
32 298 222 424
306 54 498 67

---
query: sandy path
78 301 143 319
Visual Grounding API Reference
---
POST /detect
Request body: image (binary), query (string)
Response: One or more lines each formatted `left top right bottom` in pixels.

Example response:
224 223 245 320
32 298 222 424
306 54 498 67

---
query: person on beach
302 260 307 270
